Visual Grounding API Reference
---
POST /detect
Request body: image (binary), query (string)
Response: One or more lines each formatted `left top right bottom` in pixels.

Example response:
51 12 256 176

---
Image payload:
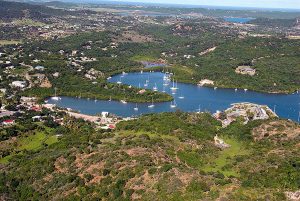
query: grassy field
12 19 45 26
202 137 248 177
131 55 159 62
0 131 58 164
0 40 22 46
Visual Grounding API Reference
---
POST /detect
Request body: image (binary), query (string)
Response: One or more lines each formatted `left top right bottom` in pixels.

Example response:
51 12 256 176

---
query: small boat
244 89 248 92
117 80 122 84
108 96 112 101
134 103 138 111
148 98 155 108
122 71 128 75
170 100 177 108
144 82 148 87
178 96 184 99
140 70 143 74
235 88 238 92
107 76 112 80
214 87 217 90
120 100 127 104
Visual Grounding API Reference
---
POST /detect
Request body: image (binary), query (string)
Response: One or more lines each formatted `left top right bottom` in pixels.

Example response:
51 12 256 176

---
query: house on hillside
235 66 256 76
2 119 15 126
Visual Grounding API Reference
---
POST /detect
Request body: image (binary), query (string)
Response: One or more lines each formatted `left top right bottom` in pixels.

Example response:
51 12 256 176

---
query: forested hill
0 0 95 22
0 0 66 21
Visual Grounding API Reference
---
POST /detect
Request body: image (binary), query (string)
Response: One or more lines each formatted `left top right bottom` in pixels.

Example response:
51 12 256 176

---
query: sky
112 0 300 9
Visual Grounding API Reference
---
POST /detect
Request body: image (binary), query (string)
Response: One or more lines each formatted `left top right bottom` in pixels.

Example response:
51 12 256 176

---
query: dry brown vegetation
252 120 300 142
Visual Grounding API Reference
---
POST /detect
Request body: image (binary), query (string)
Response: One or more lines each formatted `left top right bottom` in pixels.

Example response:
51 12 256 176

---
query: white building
11 81 26 88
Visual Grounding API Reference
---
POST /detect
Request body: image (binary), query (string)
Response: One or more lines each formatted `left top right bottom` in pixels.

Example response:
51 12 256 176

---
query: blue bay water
47 72 300 121
223 17 253 23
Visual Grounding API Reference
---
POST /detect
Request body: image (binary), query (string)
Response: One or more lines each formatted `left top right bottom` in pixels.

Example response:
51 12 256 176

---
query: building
198 79 214 86
35 65 45 71
11 81 26 88
235 66 256 76
2 119 15 126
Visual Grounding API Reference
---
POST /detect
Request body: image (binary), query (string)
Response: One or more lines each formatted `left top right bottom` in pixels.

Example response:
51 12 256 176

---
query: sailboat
153 83 158 91
196 105 201 113
51 87 61 101
134 103 139 111
148 98 155 108
170 79 177 90
170 100 177 108
162 85 166 93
